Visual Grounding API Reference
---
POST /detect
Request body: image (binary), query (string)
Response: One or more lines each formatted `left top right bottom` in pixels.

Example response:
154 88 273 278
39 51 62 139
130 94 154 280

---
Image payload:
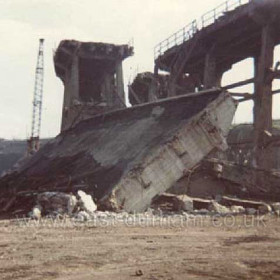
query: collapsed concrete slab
0 89 236 213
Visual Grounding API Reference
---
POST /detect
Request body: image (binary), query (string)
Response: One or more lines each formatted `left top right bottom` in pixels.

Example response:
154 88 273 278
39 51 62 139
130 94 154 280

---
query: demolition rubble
2 0 280 219
0 39 279 219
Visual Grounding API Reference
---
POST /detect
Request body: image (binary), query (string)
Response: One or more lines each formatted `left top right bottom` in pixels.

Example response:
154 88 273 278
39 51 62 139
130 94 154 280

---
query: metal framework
27 39 45 155
154 0 250 58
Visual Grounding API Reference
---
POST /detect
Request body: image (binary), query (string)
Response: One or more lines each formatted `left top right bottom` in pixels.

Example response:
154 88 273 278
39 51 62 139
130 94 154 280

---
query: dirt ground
0 215 280 280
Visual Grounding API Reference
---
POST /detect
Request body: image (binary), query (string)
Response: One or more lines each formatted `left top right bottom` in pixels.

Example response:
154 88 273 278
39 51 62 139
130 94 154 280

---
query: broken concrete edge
97 91 236 212
0 89 236 214
58 87 229 133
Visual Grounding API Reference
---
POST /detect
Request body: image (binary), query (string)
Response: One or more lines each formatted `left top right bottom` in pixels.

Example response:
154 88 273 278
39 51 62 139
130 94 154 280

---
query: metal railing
154 0 251 59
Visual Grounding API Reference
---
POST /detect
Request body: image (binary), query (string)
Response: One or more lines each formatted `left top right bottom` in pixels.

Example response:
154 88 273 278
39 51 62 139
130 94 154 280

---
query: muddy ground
0 215 280 280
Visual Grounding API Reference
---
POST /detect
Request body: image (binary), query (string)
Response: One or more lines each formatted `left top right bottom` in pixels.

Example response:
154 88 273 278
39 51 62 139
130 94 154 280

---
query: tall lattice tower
27 38 45 155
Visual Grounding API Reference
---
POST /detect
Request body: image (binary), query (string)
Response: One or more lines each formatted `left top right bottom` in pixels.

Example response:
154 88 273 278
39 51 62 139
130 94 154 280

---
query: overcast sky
1 0 280 139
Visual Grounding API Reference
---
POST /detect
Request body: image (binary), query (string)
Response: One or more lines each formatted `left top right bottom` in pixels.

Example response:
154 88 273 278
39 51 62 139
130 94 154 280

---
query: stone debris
0 89 236 214
29 205 42 220
30 191 96 218
77 190 97 213
37 192 78 215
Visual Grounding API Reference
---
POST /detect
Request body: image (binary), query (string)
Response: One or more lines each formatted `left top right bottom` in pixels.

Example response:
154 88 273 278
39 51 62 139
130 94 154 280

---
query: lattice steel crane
27 39 45 155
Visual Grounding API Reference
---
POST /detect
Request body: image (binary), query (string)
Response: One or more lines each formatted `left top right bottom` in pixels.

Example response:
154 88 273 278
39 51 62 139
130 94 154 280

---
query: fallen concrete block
0 90 236 213
77 190 97 213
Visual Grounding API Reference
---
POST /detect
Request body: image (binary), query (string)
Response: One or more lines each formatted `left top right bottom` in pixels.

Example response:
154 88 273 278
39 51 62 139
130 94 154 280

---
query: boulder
77 190 97 213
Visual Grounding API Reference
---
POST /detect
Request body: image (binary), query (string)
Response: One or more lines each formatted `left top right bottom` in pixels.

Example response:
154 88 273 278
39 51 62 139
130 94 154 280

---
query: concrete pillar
253 24 275 170
116 61 126 107
203 52 218 89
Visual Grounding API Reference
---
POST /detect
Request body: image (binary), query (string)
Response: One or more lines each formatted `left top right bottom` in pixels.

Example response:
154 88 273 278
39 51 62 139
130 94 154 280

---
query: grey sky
1 0 280 139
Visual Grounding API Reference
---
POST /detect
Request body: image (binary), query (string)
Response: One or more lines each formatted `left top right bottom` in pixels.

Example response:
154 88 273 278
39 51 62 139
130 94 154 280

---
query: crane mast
27 38 45 155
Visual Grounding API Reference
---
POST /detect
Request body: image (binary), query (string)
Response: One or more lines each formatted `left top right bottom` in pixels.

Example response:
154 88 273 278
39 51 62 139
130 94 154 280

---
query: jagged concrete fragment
77 190 97 213
0 89 236 212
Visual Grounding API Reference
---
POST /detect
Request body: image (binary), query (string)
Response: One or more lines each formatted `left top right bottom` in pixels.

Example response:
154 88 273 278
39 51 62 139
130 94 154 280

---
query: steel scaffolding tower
27 38 45 155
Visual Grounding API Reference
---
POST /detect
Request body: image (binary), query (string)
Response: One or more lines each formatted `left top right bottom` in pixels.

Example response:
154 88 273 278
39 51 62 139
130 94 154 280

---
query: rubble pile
0 89 237 214
151 193 280 216
30 190 97 220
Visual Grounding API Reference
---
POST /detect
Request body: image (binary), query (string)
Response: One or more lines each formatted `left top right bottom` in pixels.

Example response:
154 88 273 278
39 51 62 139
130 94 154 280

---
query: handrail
154 0 251 59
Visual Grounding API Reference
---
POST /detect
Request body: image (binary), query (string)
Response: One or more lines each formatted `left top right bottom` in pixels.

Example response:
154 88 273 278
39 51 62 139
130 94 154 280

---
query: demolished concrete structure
54 40 133 131
0 88 236 213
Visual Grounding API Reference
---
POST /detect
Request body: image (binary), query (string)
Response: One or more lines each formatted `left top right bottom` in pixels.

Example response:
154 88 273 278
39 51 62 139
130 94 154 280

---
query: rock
29 205 42 220
246 208 257 215
208 201 231 214
176 195 193 212
271 202 280 212
230 205 245 214
75 211 90 221
77 190 97 213
258 204 272 214
37 192 78 216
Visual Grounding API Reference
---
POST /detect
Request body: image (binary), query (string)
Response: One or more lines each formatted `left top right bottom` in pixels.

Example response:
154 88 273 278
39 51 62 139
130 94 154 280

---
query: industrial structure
27 39 45 155
53 40 133 131
2 0 280 213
